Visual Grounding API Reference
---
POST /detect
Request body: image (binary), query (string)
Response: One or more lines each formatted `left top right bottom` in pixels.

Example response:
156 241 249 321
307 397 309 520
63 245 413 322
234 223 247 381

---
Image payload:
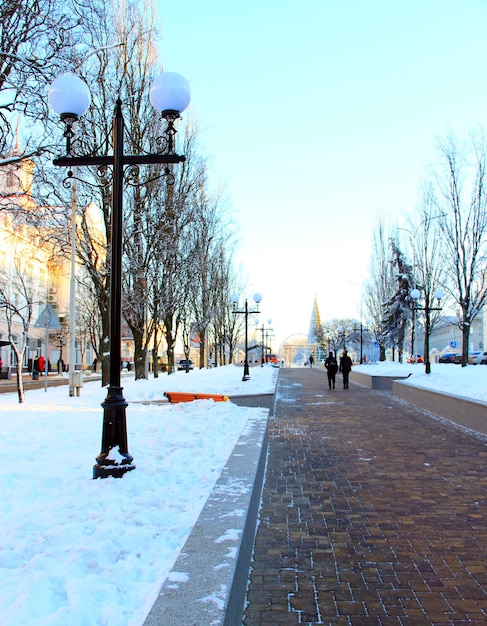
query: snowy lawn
0 364 277 626
353 360 487 402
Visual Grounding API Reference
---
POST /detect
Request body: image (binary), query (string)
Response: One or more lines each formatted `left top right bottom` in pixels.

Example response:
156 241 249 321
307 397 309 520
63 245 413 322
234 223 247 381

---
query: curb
143 399 271 626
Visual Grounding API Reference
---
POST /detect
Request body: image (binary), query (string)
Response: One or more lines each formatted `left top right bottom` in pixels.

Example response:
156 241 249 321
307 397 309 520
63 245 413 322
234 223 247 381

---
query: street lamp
352 319 368 364
255 318 272 366
231 293 262 380
411 287 443 374
49 71 190 478
265 324 274 362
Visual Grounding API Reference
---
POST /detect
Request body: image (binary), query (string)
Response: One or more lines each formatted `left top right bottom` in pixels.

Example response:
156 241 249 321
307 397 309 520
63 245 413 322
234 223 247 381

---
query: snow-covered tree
363 219 396 361
383 238 413 362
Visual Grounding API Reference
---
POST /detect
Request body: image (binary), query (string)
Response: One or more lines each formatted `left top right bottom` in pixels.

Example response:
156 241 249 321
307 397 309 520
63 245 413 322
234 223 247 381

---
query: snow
353 360 487 403
1 360 486 626
0 364 276 626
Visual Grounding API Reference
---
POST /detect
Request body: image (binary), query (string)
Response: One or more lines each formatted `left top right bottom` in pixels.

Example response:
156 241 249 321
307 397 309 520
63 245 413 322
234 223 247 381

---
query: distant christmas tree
307 295 324 344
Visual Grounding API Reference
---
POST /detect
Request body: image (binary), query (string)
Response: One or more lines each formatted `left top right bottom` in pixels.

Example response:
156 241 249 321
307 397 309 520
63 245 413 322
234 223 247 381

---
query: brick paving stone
242 368 487 625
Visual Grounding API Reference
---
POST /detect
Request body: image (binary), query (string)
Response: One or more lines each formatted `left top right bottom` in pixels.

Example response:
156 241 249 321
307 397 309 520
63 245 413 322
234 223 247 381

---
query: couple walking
324 349 352 389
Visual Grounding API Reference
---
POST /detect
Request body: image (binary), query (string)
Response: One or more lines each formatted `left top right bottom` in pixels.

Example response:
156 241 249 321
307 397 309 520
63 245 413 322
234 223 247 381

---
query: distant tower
308 295 324 344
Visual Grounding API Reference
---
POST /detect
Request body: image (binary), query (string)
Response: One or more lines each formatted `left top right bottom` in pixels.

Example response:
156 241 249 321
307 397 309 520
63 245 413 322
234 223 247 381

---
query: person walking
324 351 338 389
339 349 352 389
309 354 314 368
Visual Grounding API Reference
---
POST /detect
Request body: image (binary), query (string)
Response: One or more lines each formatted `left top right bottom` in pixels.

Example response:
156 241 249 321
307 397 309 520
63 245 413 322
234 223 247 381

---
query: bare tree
147 124 205 375
38 0 156 385
363 219 396 361
189 185 233 369
208 245 235 366
0 262 38 402
322 319 356 357
433 133 487 365
0 0 84 163
399 187 445 370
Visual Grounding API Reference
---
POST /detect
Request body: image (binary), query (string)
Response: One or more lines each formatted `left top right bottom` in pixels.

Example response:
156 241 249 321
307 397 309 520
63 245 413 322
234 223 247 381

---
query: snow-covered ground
0 360 485 626
353 360 487 403
0 364 276 626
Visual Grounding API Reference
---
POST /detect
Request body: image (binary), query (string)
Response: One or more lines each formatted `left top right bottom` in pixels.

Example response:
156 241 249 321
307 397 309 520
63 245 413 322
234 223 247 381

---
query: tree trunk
132 326 146 380
461 323 470 367
166 340 175 374
152 331 160 378
16 361 25 404
199 340 205 369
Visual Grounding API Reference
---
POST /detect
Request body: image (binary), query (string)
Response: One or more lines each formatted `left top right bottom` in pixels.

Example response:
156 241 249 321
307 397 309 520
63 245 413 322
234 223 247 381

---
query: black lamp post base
93 456 136 479
242 361 250 381
93 386 135 478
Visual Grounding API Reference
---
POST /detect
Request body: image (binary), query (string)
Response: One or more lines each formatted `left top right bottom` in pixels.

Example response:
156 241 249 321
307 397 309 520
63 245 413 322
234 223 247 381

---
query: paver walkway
243 367 487 625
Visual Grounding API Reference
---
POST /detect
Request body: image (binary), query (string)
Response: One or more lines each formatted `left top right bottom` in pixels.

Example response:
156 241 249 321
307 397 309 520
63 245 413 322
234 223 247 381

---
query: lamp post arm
53 153 186 167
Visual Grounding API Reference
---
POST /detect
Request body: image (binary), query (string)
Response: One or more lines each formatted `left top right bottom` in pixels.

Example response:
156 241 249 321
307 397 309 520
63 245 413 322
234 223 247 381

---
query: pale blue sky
155 0 487 349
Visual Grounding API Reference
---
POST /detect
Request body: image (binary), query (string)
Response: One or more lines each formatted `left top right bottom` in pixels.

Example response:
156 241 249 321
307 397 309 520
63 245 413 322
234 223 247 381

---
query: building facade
0 152 95 373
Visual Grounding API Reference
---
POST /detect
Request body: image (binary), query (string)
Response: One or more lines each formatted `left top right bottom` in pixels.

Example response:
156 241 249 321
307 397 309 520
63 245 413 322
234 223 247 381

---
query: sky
1 361 487 626
154 0 487 349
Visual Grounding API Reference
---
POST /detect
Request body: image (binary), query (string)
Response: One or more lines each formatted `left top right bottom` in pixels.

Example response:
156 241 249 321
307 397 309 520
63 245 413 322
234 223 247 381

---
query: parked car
439 352 462 364
177 359 194 371
469 351 487 364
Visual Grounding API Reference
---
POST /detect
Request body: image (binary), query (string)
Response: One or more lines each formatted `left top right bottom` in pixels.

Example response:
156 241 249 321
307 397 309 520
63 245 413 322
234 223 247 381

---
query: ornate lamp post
49 71 190 478
352 319 368 364
411 288 443 374
231 293 262 381
255 318 272 365
265 325 275 361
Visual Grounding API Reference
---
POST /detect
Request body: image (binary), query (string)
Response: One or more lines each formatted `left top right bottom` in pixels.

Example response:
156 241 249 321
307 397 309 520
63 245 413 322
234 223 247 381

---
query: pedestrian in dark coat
309 355 314 368
339 350 352 389
324 351 338 389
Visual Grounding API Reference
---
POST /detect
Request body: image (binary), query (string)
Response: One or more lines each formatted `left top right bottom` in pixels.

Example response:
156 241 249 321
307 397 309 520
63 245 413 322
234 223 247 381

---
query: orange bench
164 391 229 404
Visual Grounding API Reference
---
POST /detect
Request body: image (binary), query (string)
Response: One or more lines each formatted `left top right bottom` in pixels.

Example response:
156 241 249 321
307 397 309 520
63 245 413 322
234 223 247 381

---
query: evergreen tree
383 238 413 362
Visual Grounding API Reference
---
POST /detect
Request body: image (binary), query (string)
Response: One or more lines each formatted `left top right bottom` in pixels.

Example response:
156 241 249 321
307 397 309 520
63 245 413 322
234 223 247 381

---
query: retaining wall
392 380 487 435
350 369 411 390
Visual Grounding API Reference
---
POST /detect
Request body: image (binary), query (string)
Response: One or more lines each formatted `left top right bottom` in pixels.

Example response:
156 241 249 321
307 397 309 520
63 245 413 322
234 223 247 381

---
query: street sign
450 341 457 348
34 305 62 330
